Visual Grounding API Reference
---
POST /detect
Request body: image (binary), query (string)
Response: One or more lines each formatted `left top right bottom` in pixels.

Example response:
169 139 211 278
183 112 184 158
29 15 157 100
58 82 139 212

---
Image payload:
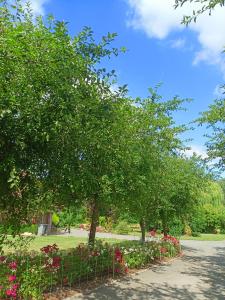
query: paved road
65 240 225 300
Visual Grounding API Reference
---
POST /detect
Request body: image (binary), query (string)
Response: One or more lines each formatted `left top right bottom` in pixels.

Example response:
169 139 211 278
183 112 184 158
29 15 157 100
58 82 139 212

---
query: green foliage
20 224 38 235
190 203 225 233
119 238 180 268
99 216 107 227
192 232 201 237
0 224 38 235
59 207 86 228
0 238 181 299
174 0 225 25
115 221 130 235
168 219 184 238
184 224 192 236
52 213 60 226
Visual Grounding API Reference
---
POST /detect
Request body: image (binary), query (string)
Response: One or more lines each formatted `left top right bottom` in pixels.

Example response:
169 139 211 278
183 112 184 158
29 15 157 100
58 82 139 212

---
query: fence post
112 246 115 279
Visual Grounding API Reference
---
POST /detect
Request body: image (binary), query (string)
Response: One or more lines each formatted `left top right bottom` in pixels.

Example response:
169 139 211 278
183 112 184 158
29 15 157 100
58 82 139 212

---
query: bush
115 221 130 235
192 232 201 237
20 224 38 235
52 213 60 226
183 224 192 236
118 236 181 268
0 236 181 299
168 219 184 238
99 216 107 228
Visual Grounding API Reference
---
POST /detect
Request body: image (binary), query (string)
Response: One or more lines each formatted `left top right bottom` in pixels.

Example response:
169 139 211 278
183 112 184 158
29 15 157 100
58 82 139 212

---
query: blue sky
31 0 225 160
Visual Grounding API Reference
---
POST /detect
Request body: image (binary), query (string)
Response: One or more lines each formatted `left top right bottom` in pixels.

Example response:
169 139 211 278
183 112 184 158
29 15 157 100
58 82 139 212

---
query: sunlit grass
180 234 225 241
4 235 122 253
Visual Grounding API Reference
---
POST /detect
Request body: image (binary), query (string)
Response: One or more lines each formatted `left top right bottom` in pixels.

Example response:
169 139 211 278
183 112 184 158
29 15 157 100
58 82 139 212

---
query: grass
4 235 122 253
180 234 225 241
125 228 225 241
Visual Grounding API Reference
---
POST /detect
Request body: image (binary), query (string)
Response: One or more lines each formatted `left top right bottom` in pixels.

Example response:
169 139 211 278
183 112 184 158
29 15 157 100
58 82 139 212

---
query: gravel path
65 240 225 300
58 228 140 241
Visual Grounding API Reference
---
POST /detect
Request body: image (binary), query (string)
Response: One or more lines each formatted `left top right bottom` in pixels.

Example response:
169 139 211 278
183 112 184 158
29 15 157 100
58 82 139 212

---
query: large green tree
0 0 125 231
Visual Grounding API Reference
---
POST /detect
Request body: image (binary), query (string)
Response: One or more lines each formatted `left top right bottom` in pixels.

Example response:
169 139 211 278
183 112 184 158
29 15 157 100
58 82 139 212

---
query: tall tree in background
123 88 189 242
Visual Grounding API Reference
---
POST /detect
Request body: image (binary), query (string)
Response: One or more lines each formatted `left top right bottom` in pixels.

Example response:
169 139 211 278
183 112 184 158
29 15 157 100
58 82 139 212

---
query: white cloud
23 0 50 15
170 38 186 49
214 84 225 98
127 0 225 77
184 144 208 159
183 144 208 159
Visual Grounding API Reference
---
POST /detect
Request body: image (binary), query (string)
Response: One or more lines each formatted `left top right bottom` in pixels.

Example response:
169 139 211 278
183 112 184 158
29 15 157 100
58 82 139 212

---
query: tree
174 0 225 25
0 0 125 232
122 87 189 242
175 0 225 171
198 99 225 170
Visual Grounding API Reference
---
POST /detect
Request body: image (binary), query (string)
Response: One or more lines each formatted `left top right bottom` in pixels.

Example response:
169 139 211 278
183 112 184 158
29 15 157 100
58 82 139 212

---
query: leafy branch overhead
174 0 225 24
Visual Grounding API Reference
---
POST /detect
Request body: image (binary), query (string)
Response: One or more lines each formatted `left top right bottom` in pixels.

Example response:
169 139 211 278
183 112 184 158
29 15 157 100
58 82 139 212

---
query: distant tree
123 87 190 242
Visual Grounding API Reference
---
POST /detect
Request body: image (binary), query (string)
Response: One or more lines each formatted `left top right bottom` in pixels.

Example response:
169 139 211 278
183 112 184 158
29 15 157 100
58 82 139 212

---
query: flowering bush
0 236 181 299
0 243 61 299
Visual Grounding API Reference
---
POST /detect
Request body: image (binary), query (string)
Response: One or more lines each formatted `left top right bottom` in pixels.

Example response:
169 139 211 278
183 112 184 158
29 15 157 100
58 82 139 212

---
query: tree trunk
140 218 146 243
162 219 169 236
88 200 99 246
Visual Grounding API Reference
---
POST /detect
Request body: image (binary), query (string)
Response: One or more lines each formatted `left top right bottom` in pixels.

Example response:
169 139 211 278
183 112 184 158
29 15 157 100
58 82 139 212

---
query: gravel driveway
59 228 140 241
65 240 225 300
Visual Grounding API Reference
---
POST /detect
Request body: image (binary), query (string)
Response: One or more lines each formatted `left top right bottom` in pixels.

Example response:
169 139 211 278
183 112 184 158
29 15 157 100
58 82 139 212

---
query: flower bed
0 236 181 299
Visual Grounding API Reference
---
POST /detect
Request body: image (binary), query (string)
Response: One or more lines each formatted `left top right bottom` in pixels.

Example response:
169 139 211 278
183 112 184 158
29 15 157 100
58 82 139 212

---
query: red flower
115 248 123 262
41 244 59 254
8 275 16 282
52 256 61 268
0 256 6 262
160 247 168 254
8 261 17 270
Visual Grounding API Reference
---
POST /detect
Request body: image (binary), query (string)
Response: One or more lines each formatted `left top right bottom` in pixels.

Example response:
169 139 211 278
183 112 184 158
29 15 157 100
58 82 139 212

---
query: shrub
118 237 181 268
168 219 184 237
192 232 201 237
20 224 38 235
115 221 130 235
99 216 107 228
0 237 181 299
183 224 192 236
52 213 60 226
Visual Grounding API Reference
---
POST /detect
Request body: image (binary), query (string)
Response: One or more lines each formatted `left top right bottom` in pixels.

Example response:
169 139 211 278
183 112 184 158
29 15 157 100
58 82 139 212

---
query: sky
28 0 225 161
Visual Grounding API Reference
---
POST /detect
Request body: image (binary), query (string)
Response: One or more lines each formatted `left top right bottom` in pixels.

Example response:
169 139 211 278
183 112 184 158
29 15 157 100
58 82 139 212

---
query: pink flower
8 261 17 270
6 289 17 298
12 284 19 290
8 275 16 282
0 285 3 290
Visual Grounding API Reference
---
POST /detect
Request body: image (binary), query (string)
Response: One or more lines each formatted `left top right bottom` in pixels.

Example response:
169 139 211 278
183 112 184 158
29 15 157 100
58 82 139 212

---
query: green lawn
180 234 225 241
5 236 122 253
